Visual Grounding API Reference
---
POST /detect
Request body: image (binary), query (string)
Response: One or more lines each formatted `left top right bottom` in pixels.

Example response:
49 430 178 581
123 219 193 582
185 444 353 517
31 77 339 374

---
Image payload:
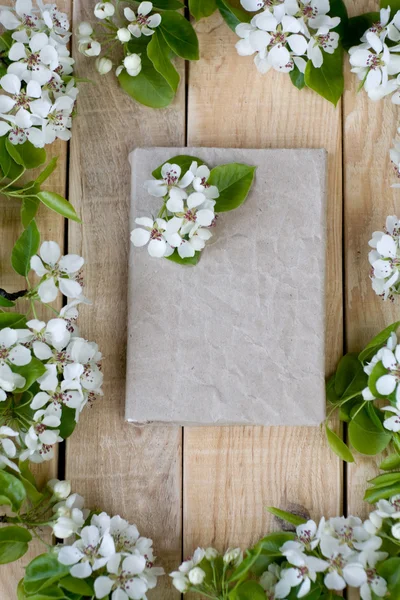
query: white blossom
124 3 161 38
52 492 88 538
0 426 19 471
145 162 194 197
58 524 115 578
94 2 115 19
368 216 400 300
95 56 113 75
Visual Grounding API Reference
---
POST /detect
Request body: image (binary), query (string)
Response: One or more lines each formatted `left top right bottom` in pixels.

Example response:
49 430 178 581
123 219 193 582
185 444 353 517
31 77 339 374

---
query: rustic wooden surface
1 0 397 598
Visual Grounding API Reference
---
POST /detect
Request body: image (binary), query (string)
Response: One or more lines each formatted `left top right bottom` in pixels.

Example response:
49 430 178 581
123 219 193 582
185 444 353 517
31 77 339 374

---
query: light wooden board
344 0 400 522
184 11 343 558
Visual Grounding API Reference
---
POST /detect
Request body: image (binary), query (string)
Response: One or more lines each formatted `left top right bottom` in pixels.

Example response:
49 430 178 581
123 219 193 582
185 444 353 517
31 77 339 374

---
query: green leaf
380 453 400 471
368 472 400 488
342 13 380 52
0 526 31 564
24 553 70 595
59 576 94 595
257 531 295 554
231 581 266 600
165 249 201 266
159 11 200 60
359 322 400 364
35 157 58 186
152 0 184 7
209 163 256 212
216 0 251 31
21 197 40 229
228 546 262 583
289 65 305 90
118 53 175 108
304 46 343 106
36 191 81 223
0 135 12 177
0 471 26 512
12 357 47 393
267 507 307 526
364 483 400 503
377 557 400 598
189 0 217 20
325 425 354 462
329 0 348 38
0 296 15 307
59 406 77 439
17 579 27 600
11 220 40 277
334 353 367 401
152 154 205 178
23 588 69 599
0 313 26 329
6 140 46 170
368 361 389 398
17 474 44 507
380 0 400 12
348 405 392 456
147 29 180 93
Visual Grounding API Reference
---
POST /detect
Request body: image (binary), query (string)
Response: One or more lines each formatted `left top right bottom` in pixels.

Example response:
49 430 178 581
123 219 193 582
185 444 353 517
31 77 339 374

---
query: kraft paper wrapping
125 147 327 426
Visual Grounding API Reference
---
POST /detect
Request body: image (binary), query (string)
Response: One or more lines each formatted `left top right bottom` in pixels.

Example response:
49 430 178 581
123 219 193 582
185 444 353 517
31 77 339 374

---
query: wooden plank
344 0 399 521
184 12 343 559
0 1 70 594
65 1 185 597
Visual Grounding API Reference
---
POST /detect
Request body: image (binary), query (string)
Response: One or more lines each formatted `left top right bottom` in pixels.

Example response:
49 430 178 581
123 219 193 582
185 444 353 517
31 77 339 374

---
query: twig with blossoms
130 155 256 265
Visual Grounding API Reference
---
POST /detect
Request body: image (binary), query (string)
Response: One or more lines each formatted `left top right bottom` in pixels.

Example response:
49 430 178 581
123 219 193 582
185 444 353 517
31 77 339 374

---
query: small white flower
382 403 400 432
124 2 162 38
223 547 243 567
0 426 19 471
0 362 26 400
78 38 101 57
144 162 194 197
7 32 59 85
48 478 72 499
58 524 115 578
94 553 148 599
52 492 87 538
279 548 328 597
170 570 189 592
117 28 131 42
190 162 219 199
320 536 367 591
123 53 142 77
95 56 113 74
30 241 84 303
78 21 93 36
130 217 174 258
307 28 339 68
188 567 206 585
0 327 31 369
204 547 219 560
94 2 115 19
0 73 41 114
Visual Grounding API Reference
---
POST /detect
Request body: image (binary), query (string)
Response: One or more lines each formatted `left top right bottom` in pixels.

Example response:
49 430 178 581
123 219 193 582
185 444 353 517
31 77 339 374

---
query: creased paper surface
125 147 327 426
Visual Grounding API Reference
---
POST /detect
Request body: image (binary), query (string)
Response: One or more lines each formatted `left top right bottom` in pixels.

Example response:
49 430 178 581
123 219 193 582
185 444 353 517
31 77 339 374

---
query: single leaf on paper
209 163 256 212
118 53 175 108
216 0 251 31
325 425 354 462
189 0 217 20
152 155 205 178
159 10 199 60
304 46 344 106
148 29 180 93
36 191 81 222
0 526 31 564
11 220 40 277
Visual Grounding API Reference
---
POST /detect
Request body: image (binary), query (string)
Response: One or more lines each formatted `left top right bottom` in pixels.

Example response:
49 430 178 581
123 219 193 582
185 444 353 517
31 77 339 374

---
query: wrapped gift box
125 147 327 426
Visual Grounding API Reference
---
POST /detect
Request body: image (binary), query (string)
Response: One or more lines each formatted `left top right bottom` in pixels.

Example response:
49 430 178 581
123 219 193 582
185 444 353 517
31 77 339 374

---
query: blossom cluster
368 215 400 301
362 331 400 434
0 0 78 147
57 508 164 599
77 1 162 80
235 0 340 75
349 7 400 103
173 512 394 600
0 241 102 465
131 161 219 260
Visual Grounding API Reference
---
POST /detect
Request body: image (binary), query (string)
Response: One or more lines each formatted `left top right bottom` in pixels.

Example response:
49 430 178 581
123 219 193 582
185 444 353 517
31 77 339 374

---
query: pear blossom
320 537 367 591
29 92 76 144
7 32 59 85
382 404 400 432
94 553 150 599
131 217 174 258
48 478 72 500
96 56 112 74
0 327 31 368
390 137 400 187
0 363 26 400
171 547 205 593
223 547 243 566
78 21 93 36
279 546 328 597
145 162 194 197
30 241 84 303
368 216 400 300
122 53 142 77
124 3 162 38
78 38 101 57
307 27 339 68
52 492 88 538
94 2 115 19
58 524 115 578
0 73 41 114
0 426 19 471
285 0 340 32
191 162 220 199
260 563 290 600
20 318 70 359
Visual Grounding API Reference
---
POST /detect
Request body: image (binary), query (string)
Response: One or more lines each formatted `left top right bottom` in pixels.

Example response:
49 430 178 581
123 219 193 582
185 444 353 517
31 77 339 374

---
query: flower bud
205 547 219 561
52 516 76 539
117 27 131 42
392 522 400 539
171 573 189 593
94 2 115 19
79 39 101 57
223 547 243 566
123 53 141 77
78 21 93 36
53 480 71 499
96 56 113 74
188 567 206 586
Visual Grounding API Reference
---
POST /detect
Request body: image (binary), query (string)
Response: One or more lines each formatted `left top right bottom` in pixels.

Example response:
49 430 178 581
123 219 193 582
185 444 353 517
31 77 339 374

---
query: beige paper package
125 147 327 426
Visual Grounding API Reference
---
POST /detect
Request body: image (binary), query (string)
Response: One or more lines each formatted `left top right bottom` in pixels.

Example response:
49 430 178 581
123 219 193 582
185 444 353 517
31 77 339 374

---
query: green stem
0 167 26 192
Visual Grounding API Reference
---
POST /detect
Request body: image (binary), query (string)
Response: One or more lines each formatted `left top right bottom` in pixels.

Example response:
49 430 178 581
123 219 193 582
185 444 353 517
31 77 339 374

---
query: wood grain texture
0 3 69 594
184 11 343 560
344 0 400 523
65 2 185 597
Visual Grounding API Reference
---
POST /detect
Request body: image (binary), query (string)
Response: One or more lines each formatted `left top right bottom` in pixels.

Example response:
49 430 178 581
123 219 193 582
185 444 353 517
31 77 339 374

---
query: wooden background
1 0 399 597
